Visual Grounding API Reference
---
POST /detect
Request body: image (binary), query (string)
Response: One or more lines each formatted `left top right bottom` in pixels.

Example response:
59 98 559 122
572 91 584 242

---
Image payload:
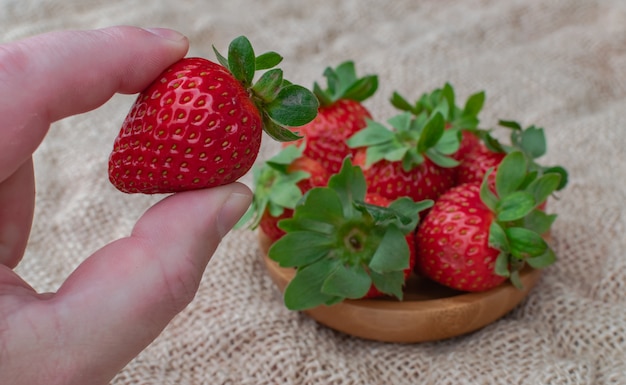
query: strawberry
416 183 506 291
268 158 433 310
391 82 486 161
456 142 505 187
287 155 329 193
287 61 378 174
237 145 329 243
457 120 569 190
258 209 291 244
108 36 318 194
347 111 460 203
416 151 565 292
456 130 482 162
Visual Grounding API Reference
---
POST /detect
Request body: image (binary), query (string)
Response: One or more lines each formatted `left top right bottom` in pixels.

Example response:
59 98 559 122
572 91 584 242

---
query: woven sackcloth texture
2 0 626 384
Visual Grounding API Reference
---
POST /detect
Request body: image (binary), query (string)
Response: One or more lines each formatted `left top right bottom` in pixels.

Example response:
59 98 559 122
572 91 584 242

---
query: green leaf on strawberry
269 158 433 310
313 61 378 106
480 150 564 287
236 145 309 230
346 111 460 171
228 36 256 87
252 69 283 102
327 156 368 216
390 83 491 164
391 82 486 131
254 51 283 70
522 209 557 235
212 36 319 141
478 120 569 191
283 259 343 310
526 248 556 269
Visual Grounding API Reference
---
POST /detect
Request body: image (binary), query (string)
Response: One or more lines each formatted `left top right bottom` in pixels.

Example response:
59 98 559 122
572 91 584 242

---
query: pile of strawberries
105 35 567 312
240 61 568 311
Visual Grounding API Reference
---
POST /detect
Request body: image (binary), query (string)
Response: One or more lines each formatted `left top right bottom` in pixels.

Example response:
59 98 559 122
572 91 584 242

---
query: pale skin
0 26 253 384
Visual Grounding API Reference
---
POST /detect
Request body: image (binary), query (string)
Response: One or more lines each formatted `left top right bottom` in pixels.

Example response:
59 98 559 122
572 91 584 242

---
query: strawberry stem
391 82 485 131
269 158 433 310
481 151 564 287
313 61 378 106
347 111 460 170
213 36 319 142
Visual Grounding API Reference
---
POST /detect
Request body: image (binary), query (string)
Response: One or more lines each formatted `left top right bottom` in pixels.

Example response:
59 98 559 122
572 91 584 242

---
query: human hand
0 26 252 385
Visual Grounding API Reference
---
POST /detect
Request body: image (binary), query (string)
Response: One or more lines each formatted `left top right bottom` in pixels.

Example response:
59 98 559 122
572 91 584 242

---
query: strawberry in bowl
416 151 563 291
287 61 378 174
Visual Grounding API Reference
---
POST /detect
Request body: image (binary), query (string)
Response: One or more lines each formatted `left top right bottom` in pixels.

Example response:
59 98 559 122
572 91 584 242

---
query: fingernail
217 192 252 238
144 27 187 42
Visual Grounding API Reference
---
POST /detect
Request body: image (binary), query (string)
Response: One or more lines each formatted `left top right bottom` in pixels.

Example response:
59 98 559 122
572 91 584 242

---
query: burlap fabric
3 0 626 384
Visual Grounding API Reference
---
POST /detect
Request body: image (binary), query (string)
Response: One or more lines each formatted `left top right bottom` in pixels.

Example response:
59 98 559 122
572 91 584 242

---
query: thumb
53 183 251 382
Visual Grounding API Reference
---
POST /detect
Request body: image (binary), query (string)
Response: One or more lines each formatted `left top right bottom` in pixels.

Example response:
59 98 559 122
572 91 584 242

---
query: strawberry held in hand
109 36 318 194
416 151 564 292
269 159 433 311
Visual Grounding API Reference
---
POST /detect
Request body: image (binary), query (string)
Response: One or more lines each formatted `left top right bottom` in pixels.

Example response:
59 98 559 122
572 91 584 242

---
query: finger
0 26 189 182
0 158 35 268
52 183 251 381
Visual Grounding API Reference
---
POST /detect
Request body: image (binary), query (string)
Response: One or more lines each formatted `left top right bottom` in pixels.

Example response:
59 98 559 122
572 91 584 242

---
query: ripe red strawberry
259 209 292 244
456 143 505 186
391 82 485 161
237 145 329 243
269 158 433 310
288 155 329 193
347 111 460 203
456 130 481 162
352 150 454 204
109 36 318 194
287 61 378 174
416 183 506 291
457 120 569 190
416 151 564 292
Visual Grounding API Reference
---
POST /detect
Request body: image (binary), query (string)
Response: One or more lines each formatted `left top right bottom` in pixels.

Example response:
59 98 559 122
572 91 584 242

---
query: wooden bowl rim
259 230 544 343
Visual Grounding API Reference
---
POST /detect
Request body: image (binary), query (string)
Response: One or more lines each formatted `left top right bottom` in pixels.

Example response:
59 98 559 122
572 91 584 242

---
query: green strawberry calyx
235 145 309 230
268 158 433 311
391 82 486 131
480 150 565 288
346 111 461 171
212 36 319 141
312 61 379 106
479 120 569 191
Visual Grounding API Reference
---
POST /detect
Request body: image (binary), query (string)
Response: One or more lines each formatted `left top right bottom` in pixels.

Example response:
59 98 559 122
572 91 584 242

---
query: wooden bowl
259 231 543 343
